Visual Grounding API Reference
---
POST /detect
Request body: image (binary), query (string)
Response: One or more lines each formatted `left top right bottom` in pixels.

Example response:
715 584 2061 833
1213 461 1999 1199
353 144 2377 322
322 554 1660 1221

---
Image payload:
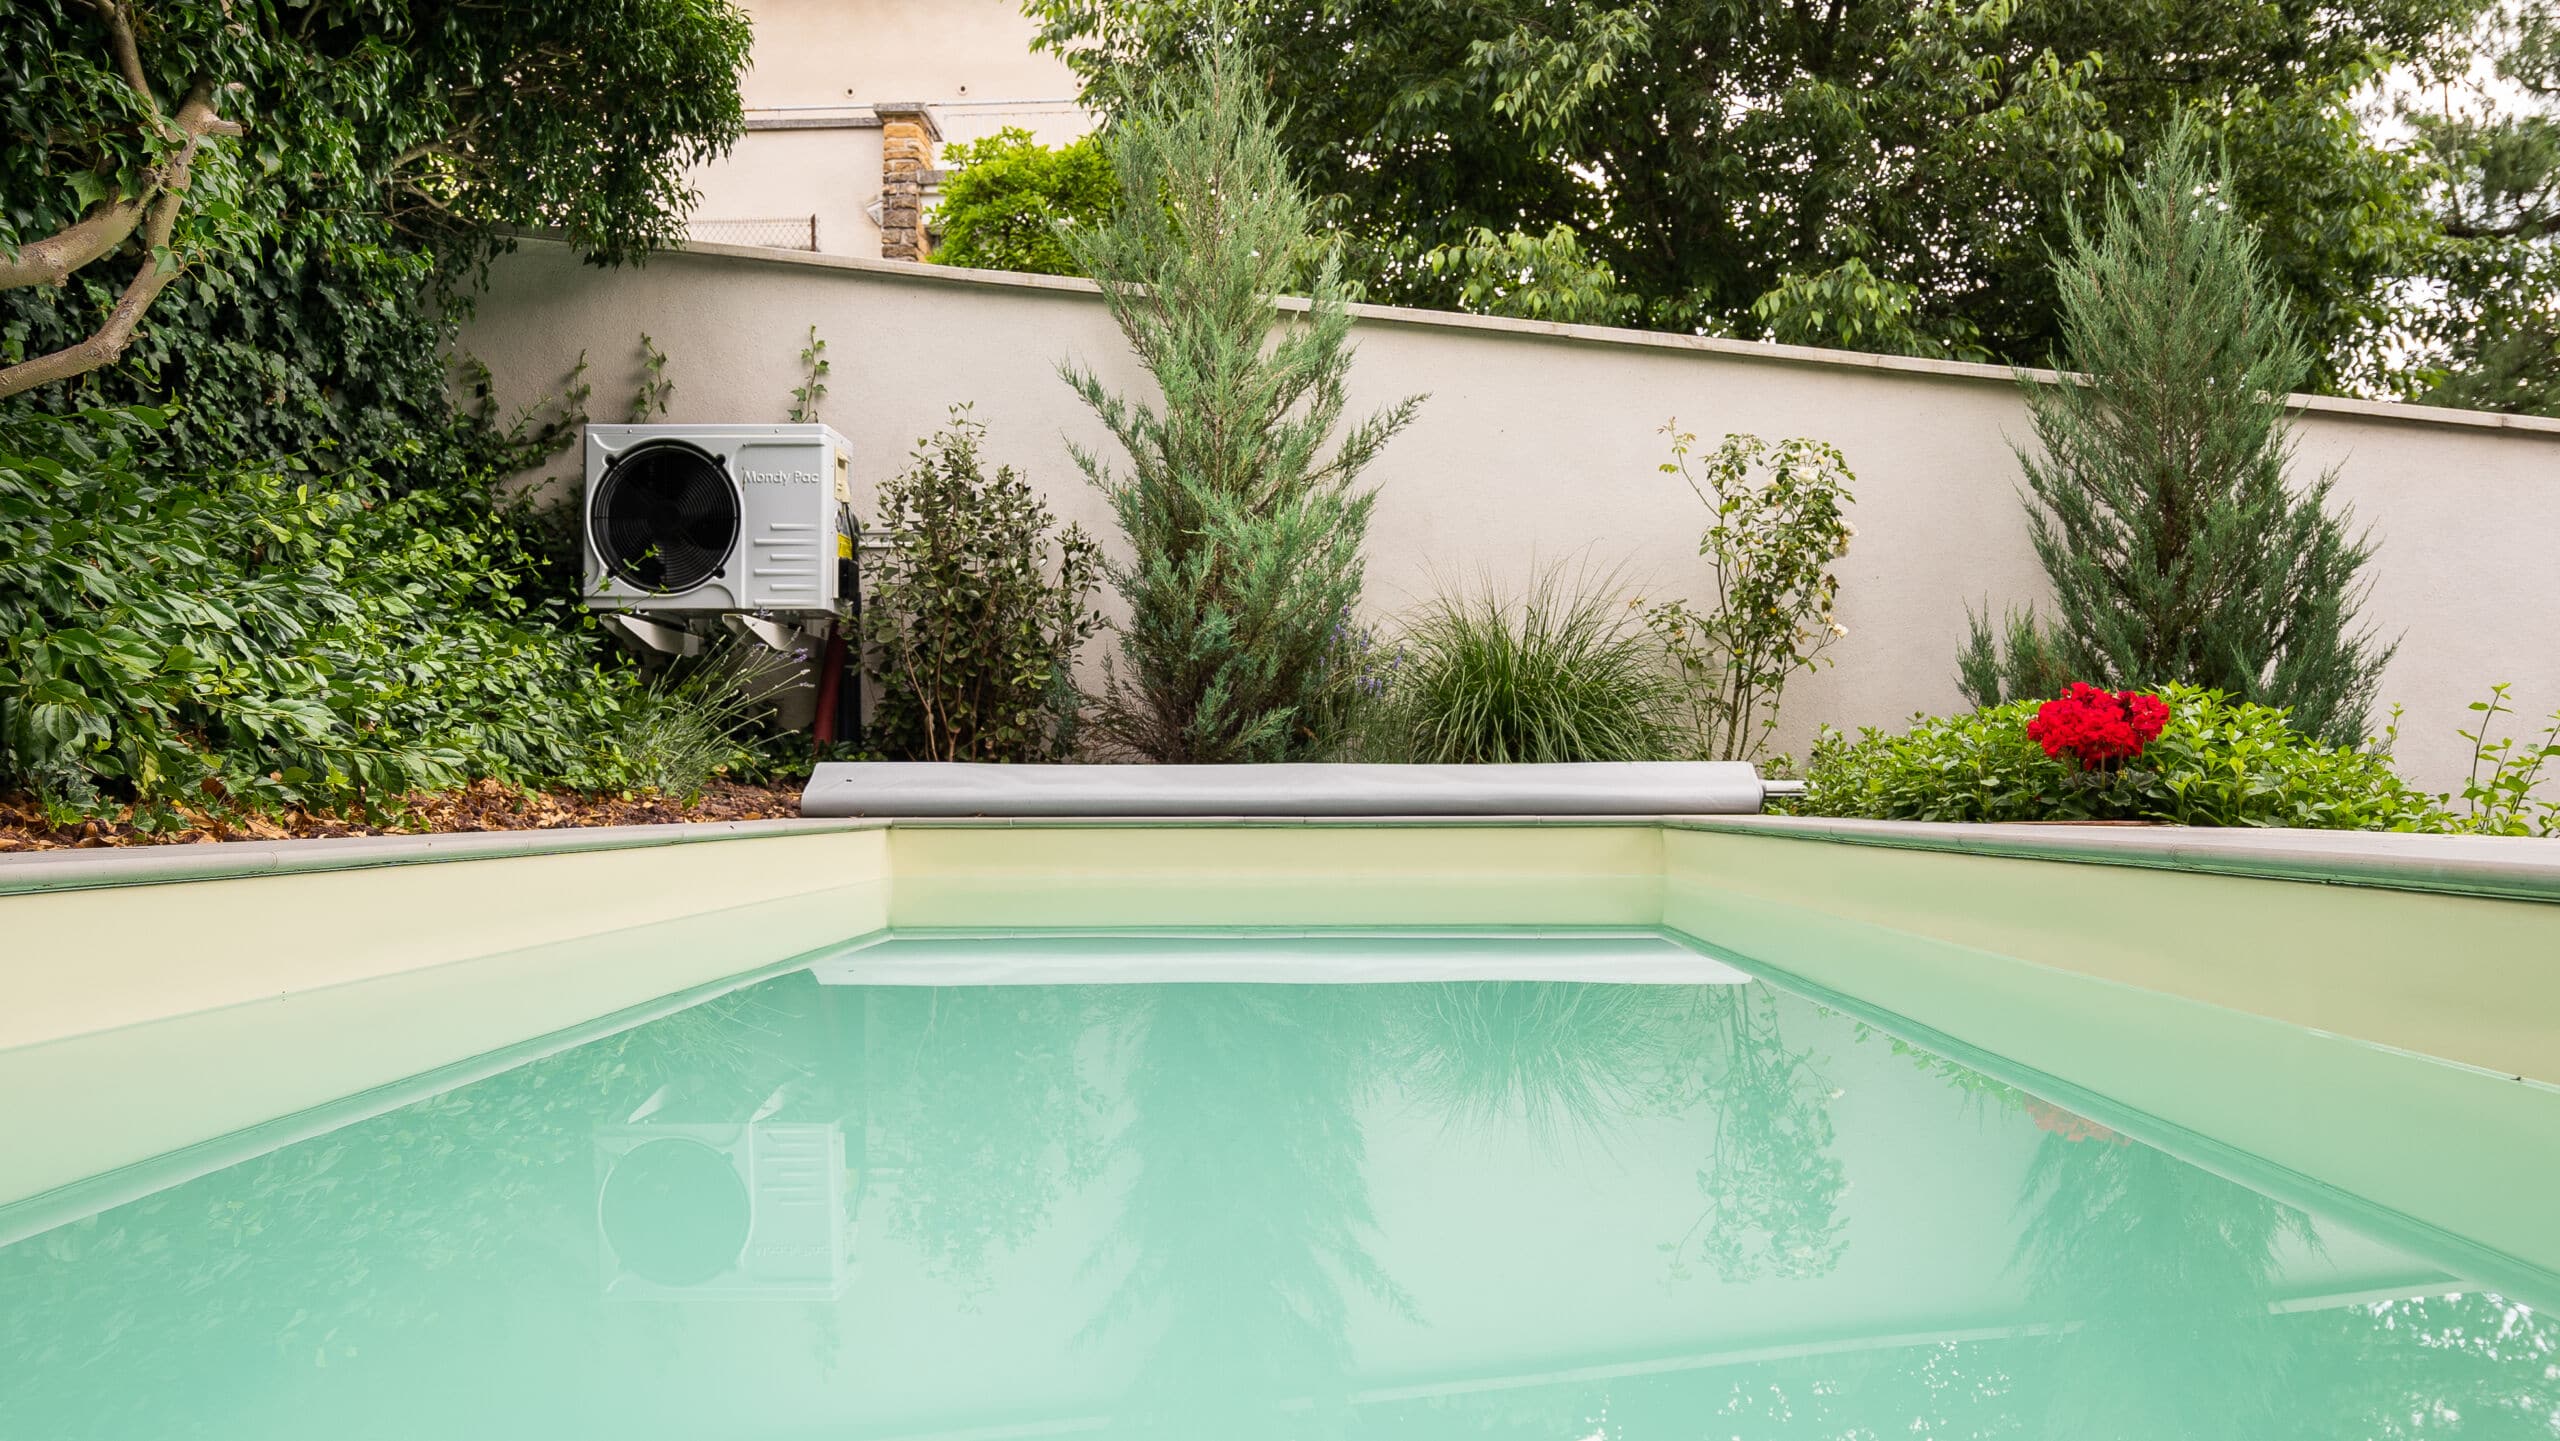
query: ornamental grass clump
609 638 797 804
1382 569 1685 765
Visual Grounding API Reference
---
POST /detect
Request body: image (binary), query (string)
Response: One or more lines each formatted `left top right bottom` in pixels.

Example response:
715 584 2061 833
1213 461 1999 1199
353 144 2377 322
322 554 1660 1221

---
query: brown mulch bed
0 778 808 852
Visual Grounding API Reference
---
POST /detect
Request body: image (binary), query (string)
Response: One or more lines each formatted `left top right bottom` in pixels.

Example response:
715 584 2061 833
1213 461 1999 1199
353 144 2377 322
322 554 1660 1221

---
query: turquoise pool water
3 944 2552 1438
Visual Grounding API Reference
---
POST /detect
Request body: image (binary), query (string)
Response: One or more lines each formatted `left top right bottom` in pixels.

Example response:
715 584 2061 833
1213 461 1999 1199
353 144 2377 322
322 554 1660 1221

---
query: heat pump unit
583 423 856 616
594 1120 854 1298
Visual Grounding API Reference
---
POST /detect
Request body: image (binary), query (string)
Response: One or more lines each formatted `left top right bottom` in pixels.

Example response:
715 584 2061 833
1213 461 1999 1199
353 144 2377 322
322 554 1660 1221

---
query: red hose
811 622 848 743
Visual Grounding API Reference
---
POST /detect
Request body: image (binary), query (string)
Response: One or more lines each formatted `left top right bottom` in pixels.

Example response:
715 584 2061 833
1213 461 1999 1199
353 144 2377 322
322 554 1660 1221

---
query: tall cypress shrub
1994 121 2393 744
1060 41 1421 762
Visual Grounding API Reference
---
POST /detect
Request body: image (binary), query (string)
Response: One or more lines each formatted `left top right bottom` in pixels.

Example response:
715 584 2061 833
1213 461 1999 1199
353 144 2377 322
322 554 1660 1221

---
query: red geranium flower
2024 1097 2132 1146
2027 683 2170 770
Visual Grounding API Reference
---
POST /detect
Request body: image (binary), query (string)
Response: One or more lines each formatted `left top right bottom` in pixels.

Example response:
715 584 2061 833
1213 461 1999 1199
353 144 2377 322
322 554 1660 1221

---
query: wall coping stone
572 235 2560 442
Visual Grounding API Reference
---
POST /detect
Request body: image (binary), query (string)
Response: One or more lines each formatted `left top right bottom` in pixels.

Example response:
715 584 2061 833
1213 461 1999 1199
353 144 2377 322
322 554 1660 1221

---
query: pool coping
1669 815 2560 906
0 817 887 894
5 812 2556 903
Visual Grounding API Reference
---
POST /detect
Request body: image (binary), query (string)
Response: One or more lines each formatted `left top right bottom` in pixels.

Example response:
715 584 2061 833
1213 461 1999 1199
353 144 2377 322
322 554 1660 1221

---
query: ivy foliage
0 407 652 818
0 1 756 812
931 127 1116 277
1029 0 2472 385
2 0 752 419
0 0 753 272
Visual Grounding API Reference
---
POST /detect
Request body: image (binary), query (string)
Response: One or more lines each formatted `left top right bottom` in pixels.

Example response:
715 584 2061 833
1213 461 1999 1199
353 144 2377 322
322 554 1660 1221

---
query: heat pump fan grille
592 441 740 593
600 1137 753 1287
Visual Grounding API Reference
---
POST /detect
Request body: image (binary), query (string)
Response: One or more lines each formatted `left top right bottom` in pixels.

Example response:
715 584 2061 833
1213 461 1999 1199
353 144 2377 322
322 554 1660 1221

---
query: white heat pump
593 1120 854 1299
583 423 856 616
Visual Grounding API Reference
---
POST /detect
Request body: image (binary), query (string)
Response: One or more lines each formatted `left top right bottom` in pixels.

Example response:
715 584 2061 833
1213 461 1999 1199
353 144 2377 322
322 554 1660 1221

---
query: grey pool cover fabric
799 761 1771 817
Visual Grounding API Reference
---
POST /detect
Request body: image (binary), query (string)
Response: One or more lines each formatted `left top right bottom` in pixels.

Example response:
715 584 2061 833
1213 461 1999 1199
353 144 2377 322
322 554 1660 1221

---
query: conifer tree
1060 39 1421 761
2001 120 2393 743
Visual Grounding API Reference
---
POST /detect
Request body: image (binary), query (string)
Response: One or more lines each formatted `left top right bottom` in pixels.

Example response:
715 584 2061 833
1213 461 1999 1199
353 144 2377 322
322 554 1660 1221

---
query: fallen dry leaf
0 780 807 851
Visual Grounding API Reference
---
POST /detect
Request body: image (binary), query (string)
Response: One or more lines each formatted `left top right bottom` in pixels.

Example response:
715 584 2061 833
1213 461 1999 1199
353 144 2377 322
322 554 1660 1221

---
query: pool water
4 949 2553 1438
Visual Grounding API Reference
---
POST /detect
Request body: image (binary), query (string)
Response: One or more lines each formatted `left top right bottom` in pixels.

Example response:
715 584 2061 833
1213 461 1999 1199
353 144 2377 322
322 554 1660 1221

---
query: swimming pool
5 817 2556 1436
3 927 2553 1439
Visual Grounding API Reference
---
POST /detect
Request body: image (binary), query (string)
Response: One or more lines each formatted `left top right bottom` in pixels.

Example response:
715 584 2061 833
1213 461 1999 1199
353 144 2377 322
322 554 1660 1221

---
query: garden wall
458 239 2560 789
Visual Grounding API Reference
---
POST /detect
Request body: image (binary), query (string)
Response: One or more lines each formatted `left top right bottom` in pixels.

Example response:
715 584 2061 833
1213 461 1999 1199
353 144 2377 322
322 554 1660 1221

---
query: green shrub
2005 122 2391 744
0 1 761 817
2447 684 2560 837
1797 683 2447 830
1060 40 1420 763
1381 570 1684 765
0 406 654 818
1644 427 1856 761
860 408 1102 762
1290 613 1403 760
1955 602 2075 709
931 127 1115 277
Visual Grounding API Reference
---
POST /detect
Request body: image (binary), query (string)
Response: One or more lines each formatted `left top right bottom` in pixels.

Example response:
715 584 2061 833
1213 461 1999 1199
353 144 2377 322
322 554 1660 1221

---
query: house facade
686 0 1097 261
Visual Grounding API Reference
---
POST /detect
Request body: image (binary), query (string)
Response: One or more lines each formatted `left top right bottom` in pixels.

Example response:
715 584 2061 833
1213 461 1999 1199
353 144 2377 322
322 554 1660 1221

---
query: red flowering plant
2025 683 2171 773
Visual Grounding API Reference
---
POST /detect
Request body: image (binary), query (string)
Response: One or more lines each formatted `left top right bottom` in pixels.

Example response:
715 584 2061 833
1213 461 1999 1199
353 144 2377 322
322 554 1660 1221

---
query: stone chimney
875 102 940 263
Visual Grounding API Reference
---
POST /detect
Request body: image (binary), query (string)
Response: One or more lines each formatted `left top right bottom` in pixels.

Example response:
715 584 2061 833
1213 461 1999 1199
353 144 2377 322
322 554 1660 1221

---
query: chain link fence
685 217 820 251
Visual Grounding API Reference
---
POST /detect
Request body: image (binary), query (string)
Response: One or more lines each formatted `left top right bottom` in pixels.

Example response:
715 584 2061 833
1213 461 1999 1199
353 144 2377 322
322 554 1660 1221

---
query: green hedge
0 407 657 819
1796 683 2449 830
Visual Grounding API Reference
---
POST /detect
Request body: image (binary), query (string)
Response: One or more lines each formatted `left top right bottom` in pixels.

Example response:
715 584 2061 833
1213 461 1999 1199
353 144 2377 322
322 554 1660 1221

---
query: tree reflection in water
1384 980 1678 1142
1083 984 1407 1439
1657 985 1850 1283
866 984 1106 1289
1 971 2553 1441
1084 979 1853 1435
1372 980 1852 1281
2009 1123 2312 1440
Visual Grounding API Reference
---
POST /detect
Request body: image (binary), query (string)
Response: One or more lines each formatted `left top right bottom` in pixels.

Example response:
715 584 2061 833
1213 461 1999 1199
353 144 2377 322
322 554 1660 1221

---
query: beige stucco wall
686 0 1093 257
688 126 882 255
457 241 2560 791
736 0 1081 111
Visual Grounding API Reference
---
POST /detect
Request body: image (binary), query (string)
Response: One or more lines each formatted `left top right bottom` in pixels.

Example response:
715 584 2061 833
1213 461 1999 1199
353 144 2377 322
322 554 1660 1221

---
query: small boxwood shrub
1797 683 2448 830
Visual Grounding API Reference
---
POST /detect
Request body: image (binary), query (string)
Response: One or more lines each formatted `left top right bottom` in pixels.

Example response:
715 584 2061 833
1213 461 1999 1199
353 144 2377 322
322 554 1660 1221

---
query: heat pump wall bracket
600 612 704 657
719 612 804 653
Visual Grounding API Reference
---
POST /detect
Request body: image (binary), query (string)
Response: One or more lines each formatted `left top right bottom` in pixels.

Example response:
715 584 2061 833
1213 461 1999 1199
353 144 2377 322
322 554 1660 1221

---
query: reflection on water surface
4 965 2553 1439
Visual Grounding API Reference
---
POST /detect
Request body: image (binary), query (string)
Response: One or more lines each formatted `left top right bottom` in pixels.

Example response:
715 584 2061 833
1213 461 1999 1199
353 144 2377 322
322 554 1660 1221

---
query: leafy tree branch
0 1 243 400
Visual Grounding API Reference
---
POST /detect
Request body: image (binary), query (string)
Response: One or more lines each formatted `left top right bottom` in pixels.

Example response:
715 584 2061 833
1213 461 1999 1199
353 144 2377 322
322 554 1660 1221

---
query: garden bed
0 779 805 852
